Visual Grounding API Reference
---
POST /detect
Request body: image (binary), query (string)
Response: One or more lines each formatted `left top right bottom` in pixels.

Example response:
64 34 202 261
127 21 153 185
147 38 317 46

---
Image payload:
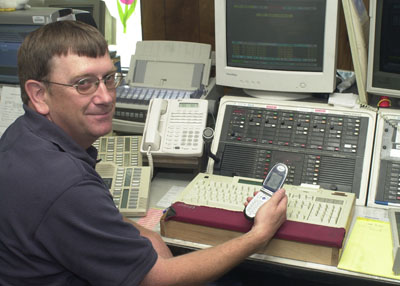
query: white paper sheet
0 86 24 138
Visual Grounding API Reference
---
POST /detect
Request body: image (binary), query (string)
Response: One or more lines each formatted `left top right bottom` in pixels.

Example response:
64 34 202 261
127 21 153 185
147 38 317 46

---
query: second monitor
29 0 116 45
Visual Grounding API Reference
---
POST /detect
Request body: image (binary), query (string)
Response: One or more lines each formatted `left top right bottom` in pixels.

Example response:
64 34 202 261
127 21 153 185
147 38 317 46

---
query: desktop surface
149 170 399 286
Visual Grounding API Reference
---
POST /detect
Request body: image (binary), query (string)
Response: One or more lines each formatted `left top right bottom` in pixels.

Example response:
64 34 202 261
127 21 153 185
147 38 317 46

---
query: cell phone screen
265 172 283 190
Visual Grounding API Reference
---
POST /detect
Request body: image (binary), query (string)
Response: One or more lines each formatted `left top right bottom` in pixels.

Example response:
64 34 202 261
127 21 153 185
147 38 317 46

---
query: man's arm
139 188 287 286
123 218 174 259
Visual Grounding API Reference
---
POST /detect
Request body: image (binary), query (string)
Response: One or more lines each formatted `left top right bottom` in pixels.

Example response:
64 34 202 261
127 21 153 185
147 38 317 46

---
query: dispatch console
207 96 376 206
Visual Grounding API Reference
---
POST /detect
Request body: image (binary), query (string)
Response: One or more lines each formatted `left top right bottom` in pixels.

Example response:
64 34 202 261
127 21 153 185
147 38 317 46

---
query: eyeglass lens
76 73 122 94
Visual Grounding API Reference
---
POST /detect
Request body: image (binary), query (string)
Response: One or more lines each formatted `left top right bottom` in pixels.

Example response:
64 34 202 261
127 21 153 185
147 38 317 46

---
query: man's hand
245 189 287 245
141 189 287 286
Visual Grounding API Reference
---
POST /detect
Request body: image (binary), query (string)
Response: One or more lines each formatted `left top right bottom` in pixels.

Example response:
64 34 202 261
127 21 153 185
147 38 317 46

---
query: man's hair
18 20 109 104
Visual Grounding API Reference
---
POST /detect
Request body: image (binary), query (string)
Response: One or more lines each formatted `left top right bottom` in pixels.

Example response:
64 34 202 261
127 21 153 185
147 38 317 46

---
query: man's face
43 53 116 149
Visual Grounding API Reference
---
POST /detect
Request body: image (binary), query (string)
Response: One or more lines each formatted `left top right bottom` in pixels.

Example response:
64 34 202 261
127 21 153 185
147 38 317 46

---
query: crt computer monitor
367 0 400 99
0 7 75 84
214 0 339 99
0 25 38 84
29 0 116 45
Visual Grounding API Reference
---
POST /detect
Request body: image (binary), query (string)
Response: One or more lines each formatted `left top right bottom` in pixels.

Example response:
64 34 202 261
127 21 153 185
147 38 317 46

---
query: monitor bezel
366 0 400 98
214 0 339 95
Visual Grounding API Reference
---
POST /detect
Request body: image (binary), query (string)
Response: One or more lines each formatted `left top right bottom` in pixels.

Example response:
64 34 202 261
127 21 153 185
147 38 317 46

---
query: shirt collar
23 104 98 167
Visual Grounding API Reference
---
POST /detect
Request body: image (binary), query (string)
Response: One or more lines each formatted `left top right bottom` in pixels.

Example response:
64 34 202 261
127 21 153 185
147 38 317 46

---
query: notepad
0 86 24 138
338 217 400 280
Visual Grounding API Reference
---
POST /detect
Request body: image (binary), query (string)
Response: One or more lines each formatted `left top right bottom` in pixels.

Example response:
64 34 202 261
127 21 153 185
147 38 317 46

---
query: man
0 20 287 285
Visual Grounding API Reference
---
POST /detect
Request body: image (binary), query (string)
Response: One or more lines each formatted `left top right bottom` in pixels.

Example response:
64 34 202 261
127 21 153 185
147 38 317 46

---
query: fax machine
112 40 219 134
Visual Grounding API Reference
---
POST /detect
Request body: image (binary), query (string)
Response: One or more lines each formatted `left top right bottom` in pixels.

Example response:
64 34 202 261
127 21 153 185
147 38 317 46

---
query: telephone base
142 156 204 172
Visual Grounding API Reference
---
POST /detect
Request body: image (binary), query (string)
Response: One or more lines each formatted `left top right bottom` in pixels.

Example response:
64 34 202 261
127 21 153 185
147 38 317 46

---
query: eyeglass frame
40 72 124 95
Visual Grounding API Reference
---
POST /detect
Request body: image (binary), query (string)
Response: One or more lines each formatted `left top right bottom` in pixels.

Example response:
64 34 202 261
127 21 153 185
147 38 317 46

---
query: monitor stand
243 89 313 101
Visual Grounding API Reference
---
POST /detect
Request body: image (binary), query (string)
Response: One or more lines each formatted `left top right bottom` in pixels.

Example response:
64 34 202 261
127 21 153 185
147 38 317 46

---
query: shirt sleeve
35 178 158 286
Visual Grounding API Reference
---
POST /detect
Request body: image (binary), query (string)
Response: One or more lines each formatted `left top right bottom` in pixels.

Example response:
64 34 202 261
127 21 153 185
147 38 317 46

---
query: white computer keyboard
176 173 355 228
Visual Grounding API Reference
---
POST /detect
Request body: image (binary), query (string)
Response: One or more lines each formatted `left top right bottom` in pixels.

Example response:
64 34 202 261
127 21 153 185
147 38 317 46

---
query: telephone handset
141 98 208 157
142 99 168 152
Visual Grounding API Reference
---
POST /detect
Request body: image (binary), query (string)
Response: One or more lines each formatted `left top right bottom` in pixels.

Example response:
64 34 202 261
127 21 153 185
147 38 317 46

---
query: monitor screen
215 0 339 98
367 0 400 98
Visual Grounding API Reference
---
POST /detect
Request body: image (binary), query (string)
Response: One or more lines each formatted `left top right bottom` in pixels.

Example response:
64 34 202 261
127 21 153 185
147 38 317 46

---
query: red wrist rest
164 201 346 248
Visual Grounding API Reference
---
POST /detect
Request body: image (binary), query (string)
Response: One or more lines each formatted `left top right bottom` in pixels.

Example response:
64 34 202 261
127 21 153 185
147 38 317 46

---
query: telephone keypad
164 110 205 153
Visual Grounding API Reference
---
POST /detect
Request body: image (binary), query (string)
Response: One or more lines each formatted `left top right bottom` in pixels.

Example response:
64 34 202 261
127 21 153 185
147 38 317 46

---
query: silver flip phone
244 163 288 219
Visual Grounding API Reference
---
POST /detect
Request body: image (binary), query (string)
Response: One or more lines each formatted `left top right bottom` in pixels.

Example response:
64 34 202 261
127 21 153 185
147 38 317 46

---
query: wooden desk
148 170 400 285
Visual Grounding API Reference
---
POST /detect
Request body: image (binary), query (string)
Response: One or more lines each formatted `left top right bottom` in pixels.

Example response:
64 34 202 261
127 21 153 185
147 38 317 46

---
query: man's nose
93 81 115 104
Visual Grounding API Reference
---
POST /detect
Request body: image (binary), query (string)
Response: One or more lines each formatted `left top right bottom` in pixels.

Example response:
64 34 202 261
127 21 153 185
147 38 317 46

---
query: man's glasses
40 72 124 95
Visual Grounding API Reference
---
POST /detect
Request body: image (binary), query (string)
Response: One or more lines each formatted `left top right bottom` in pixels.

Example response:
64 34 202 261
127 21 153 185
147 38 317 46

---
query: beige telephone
140 98 208 157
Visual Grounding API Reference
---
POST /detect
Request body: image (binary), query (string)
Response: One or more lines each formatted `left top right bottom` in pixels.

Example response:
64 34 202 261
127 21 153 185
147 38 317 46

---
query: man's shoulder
0 120 100 201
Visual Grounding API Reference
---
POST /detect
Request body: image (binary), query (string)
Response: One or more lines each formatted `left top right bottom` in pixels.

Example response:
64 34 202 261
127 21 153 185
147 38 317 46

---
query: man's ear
25 80 50 115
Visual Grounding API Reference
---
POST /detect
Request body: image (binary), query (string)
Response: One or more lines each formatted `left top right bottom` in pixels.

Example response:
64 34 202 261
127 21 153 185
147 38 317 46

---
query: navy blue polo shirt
0 105 157 285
